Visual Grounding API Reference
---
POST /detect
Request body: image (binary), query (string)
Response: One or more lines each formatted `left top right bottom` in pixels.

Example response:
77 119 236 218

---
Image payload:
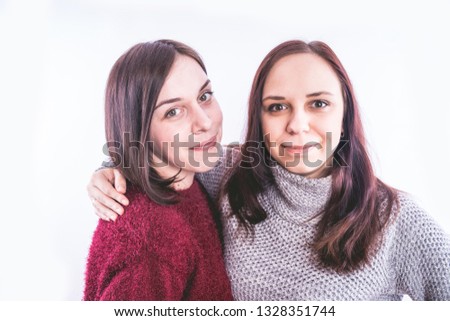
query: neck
171 172 195 191
300 156 334 178
151 150 197 190
269 163 333 221
153 163 195 191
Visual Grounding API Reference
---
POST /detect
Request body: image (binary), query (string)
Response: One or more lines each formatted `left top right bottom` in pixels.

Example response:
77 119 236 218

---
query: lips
190 135 218 151
281 142 320 154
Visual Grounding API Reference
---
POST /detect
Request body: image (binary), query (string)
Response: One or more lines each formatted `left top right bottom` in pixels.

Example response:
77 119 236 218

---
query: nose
286 108 310 135
191 103 212 134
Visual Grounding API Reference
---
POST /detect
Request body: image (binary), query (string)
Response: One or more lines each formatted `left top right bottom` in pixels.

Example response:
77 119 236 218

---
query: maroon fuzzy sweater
84 180 233 300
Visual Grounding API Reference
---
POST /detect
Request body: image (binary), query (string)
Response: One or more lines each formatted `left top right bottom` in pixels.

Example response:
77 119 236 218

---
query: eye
311 100 329 108
199 91 214 102
268 103 287 112
165 108 181 118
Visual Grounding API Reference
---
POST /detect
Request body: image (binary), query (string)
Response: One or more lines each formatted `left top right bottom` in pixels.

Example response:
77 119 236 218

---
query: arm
392 195 450 300
89 248 192 301
87 168 129 221
84 193 194 300
88 146 239 220
88 146 240 220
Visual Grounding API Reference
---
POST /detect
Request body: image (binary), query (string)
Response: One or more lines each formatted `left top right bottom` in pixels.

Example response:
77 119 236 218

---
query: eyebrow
262 95 284 102
155 79 211 109
262 91 334 102
306 91 333 98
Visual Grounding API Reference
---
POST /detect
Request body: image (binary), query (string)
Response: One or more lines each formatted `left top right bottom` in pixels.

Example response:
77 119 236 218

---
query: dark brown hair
105 40 207 204
223 40 398 272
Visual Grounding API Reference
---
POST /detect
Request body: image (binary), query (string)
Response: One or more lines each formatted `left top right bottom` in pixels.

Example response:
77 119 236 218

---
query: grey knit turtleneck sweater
197 153 450 301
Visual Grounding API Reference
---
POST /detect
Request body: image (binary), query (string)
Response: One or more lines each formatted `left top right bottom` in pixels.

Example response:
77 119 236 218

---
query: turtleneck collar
262 164 333 224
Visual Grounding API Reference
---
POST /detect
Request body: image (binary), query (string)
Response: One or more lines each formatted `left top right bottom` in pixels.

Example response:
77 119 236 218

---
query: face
261 53 344 178
149 54 223 182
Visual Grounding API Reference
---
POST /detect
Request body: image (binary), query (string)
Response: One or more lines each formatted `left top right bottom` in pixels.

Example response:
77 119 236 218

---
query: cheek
149 114 164 142
261 114 270 135
148 124 159 146
209 102 223 125
260 116 271 146
318 116 343 150
261 115 285 141
151 123 182 150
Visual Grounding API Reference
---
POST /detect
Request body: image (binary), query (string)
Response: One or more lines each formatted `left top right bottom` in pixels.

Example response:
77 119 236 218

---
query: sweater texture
84 179 233 301
197 151 450 300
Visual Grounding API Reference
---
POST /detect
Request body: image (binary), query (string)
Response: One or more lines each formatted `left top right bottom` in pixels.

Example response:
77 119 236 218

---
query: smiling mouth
190 135 218 151
281 142 321 154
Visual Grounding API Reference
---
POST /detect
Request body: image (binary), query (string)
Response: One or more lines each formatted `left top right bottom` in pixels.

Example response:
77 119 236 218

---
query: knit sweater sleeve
391 193 450 300
84 191 195 301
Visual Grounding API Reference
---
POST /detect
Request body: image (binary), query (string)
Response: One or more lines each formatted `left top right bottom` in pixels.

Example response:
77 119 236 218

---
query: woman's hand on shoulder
87 168 129 222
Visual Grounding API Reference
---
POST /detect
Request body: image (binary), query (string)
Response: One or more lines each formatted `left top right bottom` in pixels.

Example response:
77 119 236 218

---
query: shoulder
385 192 450 300
196 145 241 199
85 189 198 300
394 192 436 228
90 188 194 262
389 191 450 251
116 188 179 234
200 145 240 178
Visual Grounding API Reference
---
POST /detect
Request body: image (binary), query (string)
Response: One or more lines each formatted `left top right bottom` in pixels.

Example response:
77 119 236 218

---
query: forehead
157 54 207 100
263 53 341 95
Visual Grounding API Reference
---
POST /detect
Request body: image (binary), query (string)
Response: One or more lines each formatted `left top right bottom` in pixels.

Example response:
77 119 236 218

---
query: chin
190 160 221 174
281 162 325 176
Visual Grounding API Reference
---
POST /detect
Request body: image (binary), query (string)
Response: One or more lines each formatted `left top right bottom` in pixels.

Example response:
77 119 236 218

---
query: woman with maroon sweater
83 40 232 300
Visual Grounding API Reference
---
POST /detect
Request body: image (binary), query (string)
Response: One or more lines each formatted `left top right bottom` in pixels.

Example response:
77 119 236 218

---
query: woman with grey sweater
88 40 450 300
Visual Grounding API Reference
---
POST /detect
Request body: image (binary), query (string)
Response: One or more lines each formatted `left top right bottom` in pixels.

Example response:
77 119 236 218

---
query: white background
0 0 449 300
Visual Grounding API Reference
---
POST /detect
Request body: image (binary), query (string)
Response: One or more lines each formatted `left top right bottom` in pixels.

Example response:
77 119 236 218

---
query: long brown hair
223 40 398 272
105 40 207 204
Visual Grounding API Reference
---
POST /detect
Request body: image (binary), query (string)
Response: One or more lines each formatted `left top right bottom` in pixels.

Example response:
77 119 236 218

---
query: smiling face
261 53 344 177
149 54 223 185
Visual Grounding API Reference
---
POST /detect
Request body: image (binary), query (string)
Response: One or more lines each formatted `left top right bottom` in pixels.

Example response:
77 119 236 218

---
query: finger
95 210 110 222
92 198 118 222
86 169 113 200
94 167 116 183
88 168 129 208
91 186 125 216
113 169 128 202
96 177 129 209
87 183 108 221
92 199 112 221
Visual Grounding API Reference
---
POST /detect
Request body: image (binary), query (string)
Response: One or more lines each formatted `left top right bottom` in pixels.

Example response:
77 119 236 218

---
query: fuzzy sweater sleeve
84 191 195 301
392 194 450 300
96 248 193 300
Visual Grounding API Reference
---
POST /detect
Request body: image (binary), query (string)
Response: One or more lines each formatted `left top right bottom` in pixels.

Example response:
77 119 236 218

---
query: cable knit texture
197 150 450 300
84 179 233 301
